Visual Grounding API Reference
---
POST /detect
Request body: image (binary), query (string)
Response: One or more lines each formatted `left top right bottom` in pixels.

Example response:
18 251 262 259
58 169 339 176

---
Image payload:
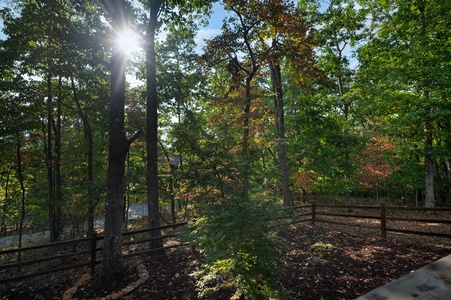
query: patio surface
356 254 451 300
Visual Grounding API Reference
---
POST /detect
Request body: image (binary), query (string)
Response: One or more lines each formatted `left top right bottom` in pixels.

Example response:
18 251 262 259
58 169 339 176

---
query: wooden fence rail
292 202 451 240
2 203 451 284
0 222 187 284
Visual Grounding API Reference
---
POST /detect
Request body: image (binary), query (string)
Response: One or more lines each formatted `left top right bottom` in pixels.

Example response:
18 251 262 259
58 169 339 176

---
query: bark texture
102 0 128 278
270 55 291 208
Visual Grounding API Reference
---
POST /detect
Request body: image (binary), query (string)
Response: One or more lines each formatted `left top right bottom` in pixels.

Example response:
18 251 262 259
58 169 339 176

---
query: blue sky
194 2 227 52
0 2 5 41
0 2 226 42
0 2 226 88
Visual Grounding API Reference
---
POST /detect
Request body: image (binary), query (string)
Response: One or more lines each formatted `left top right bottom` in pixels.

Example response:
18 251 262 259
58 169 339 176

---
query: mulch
1 222 450 300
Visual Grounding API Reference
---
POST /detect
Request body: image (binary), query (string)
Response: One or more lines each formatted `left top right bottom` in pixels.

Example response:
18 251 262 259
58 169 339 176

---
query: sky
0 2 5 41
0 2 226 89
0 2 226 44
0 2 358 69
194 3 225 52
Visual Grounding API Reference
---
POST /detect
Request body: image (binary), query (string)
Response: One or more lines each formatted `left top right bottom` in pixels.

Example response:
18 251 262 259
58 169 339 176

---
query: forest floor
1 219 451 300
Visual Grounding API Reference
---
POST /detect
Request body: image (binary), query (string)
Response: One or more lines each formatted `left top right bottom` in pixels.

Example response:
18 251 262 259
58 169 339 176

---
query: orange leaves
206 95 274 148
295 169 319 193
355 134 399 189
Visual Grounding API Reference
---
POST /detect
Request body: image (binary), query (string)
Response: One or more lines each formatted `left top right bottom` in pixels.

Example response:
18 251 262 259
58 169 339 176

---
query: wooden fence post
380 202 387 239
90 231 97 275
311 202 316 226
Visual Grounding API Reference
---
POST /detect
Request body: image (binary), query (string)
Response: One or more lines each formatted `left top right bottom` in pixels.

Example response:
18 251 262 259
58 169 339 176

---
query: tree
67 1 110 236
144 0 163 249
297 0 368 202
356 0 451 207
139 0 213 247
102 0 139 278
186 1 315 296
0 0 71 242
270 57 292 207
0 87 41 257
1 0 114 241
355 133 398 200
203 0 270 202
156 24 207 222
264 1 314 207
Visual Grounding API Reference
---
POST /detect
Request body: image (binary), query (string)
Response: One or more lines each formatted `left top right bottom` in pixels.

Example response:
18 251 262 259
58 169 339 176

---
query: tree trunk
424 127 435 208
241 57 258 204
423 89 435 208
102 0 129 278
45 71 58 243
146 0 163 249
16 131 26 263
334 35 352 206
446 115 451 203
54 76 63 241
71 78 95 237
124 154 130 231
1 168 11 236
446 159 451 203
242 76 252 203
269 56 291 208
159 141 177 223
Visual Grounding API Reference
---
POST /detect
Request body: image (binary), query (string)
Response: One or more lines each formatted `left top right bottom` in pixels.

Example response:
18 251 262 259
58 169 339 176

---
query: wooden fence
292 202 451 240
0 222 187 284
2 203 451 284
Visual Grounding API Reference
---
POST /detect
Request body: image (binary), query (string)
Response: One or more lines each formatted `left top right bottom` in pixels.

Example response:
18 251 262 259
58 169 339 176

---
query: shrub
188 199 288 299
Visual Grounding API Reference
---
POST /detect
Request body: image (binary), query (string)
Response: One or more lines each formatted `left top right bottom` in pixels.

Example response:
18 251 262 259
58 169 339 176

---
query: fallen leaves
1 222 450 300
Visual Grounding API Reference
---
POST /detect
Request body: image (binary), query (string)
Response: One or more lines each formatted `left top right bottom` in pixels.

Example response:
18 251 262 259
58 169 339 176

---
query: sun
114 29 141 56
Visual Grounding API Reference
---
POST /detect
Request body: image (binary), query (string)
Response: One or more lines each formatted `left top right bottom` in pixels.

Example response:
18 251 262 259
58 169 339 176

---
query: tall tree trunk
240 20 258 204
16 131 26 263
54 76 63 241
1 168 11 236
159 141 177 223
124 153 130 231
424 123 435 208
423 90 435 208
146 0 163 249
415 4 436 208
443 117 451 202
333 34 352 205
446 159 451 203
102 0 129 278
71 78 95 237
269 56 291 208
46 72 57 242
241 76 252 203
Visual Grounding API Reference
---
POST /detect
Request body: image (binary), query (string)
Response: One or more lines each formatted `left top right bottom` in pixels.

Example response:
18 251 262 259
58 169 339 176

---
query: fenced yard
0 222 187 284
1 203 450 285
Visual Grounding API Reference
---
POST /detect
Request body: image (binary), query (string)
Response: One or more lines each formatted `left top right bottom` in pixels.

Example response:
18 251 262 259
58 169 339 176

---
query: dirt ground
1 220 451 300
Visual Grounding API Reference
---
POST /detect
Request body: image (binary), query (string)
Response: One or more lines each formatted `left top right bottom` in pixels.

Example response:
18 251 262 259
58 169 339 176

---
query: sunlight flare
114 29 141 56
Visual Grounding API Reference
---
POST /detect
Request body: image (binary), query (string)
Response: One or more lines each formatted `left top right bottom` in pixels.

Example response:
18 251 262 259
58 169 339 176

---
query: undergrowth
187 199 289 300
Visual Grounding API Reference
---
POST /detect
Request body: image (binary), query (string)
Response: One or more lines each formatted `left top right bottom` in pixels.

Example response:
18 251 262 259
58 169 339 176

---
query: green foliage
188 199 287 299
310 242 334 259
355 0 451 204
